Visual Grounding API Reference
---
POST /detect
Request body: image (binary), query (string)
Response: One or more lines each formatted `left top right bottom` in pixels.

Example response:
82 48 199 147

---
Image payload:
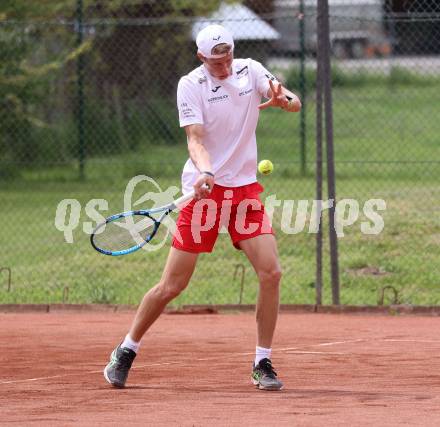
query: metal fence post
318 0 340 305
76 0 86 180
315 8 324 307
299 0 307 176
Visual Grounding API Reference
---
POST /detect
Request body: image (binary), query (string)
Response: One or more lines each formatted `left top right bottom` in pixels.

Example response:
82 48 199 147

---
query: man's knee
155 278 189 301
258 267 282 288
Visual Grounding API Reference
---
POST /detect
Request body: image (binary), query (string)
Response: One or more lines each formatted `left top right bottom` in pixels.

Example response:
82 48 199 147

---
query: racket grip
174 184 210 207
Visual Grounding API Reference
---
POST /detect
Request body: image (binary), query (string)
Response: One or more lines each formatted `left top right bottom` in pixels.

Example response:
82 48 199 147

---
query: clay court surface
1 310 440 426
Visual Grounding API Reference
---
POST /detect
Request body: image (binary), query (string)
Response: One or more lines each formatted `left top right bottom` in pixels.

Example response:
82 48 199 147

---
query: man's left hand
258 80 289 110
258 80 301 112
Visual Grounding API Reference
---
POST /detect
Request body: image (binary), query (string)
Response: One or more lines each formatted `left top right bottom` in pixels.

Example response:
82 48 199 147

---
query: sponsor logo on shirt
236 66 249 79
180 102 196 118
208 94 229 103
239 88 253 97
265 73 276 81
211 86 221 93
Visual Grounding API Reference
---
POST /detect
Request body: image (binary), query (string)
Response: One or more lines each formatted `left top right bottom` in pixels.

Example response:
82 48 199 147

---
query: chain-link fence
1 0 440 306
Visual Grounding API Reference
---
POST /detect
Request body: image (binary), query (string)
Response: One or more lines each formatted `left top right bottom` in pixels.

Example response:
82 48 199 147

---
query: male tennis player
104 24 301 390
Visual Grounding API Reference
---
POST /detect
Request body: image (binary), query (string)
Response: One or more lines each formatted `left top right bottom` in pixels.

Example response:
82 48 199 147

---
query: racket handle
174 184 210 207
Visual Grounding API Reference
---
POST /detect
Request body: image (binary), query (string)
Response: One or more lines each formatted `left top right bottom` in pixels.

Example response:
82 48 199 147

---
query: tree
1 1 232 178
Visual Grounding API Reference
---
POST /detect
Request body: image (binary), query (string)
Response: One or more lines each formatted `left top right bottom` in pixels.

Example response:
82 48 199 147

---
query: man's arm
259 80 301 112
184 123 214 199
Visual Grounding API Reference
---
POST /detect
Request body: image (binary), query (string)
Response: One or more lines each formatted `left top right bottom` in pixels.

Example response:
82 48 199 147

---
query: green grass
1 84 440 306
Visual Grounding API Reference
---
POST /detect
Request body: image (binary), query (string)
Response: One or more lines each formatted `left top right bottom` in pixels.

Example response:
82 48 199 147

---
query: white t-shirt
177 58 278 194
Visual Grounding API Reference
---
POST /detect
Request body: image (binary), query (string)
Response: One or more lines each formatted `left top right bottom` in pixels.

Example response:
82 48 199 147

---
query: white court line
284 351 347 355
382 339 440 343
314 339 366 347
0 371 103 385
0 338 368 386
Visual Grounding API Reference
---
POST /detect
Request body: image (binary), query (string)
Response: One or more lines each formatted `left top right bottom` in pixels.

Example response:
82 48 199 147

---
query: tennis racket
90 187 204 256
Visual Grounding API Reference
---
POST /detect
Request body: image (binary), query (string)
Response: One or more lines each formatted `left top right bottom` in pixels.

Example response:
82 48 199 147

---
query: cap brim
198 48 233 59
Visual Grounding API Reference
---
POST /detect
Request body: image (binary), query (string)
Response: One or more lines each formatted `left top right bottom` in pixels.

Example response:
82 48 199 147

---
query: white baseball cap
196 24 234 59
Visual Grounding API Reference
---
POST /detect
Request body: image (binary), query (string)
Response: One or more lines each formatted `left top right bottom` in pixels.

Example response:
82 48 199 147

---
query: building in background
273 0 391 58
192 2 280 61
385 0 440 55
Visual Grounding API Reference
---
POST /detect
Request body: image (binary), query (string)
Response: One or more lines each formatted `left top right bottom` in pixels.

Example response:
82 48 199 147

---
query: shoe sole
103 364 125 388
252 378 283 391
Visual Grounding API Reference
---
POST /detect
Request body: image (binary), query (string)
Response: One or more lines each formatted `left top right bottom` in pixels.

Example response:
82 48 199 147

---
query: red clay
1 312 440 426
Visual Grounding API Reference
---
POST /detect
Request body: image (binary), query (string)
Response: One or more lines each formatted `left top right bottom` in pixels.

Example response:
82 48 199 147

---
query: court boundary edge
0 303 440 315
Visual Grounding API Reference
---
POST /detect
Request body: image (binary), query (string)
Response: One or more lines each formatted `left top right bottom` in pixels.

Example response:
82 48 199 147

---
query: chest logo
236 66 249 79
208 94 229 104
211 86 221 93
236 66 248 75
239 88 253 97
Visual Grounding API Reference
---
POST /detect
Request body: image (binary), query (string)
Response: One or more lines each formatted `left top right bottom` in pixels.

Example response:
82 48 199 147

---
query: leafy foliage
1 1 227 176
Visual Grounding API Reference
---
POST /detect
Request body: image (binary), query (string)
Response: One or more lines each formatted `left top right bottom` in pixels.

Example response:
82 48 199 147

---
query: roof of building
192 2 280 41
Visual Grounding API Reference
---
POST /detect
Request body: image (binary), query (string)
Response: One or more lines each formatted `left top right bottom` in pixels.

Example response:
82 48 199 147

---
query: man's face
200 51 233 80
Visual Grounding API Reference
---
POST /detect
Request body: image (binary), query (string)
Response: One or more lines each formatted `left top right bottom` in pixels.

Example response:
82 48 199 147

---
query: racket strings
93 215 157 252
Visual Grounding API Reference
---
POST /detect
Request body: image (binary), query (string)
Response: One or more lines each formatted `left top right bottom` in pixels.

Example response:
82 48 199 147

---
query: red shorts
172 182 273 253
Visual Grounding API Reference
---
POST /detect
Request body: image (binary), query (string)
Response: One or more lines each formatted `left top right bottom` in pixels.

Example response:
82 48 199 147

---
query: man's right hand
193 172 214 200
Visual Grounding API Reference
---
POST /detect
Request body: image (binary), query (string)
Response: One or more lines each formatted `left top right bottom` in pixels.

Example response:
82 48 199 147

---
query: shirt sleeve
177 76 204 128
251 60 279 99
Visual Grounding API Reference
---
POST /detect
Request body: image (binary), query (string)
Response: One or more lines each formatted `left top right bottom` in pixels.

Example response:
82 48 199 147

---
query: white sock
255 346 271 366
121 334 141 353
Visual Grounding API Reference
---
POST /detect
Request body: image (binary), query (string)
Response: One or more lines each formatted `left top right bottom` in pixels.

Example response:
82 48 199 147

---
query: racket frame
90 190 196 256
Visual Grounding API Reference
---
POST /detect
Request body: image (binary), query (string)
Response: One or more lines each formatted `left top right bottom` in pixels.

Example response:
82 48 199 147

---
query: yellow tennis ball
258 159 274 175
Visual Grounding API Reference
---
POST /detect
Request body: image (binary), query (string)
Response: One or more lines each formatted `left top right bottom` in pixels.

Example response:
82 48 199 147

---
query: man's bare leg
104 247 198 388
129 247 199 341
239 234 283 390
239 234 281 348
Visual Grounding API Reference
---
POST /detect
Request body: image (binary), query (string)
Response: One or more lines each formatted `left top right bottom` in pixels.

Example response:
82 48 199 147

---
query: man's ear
197 52 206 63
